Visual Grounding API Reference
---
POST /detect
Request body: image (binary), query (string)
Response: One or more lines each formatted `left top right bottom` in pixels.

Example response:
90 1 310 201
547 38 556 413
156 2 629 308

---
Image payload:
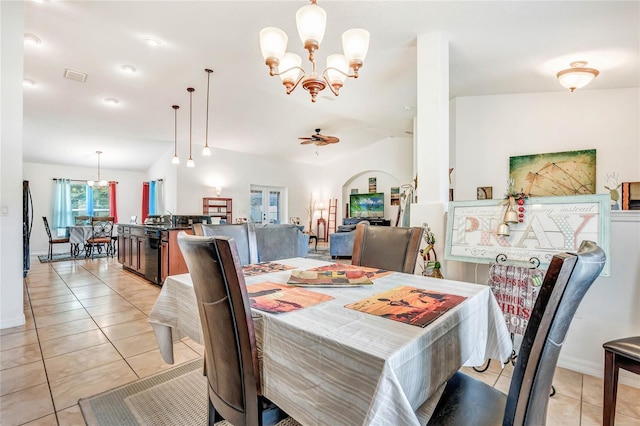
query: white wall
23 162 145 256
0 1 26 329
449 87 640 382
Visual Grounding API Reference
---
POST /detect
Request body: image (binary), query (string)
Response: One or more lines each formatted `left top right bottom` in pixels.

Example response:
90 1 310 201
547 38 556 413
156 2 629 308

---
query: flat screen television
349 193 384 218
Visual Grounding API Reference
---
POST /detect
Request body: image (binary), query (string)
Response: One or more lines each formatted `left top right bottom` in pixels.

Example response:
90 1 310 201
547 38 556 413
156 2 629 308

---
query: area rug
38 252 110 263
79 358 301 426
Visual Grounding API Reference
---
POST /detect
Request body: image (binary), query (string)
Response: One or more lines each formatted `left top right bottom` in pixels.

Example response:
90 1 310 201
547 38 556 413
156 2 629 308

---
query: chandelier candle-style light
557 61 599 92
186 87 195 168
88 151 108 187
202 68 213 156
259 0 370 102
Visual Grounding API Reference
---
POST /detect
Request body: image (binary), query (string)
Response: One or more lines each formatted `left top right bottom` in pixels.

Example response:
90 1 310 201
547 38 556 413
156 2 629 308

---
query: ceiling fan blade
299 137 313 140
300 140 315 145
325 137 340 143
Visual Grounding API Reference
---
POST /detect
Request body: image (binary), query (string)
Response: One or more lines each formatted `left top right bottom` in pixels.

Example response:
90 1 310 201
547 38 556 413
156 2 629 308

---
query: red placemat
247 282 334 314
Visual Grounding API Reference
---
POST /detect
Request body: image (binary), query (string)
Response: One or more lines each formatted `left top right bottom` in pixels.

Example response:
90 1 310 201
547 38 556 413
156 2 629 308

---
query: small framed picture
477 186 493 200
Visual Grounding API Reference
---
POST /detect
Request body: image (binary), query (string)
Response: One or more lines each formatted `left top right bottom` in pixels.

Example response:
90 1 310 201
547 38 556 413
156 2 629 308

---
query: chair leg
603 349 618 426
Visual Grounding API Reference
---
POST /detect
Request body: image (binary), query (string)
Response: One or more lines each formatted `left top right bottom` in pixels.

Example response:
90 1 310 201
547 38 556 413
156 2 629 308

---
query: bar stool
603 336 640 426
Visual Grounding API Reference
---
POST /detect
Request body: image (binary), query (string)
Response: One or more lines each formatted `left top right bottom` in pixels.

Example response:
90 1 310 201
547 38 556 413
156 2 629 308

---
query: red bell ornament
518 207 525 212
517 198 525 206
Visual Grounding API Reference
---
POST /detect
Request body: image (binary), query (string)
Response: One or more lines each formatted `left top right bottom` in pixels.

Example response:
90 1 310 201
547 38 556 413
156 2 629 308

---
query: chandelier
557 61 599 92
259 0 370 102
88 150 107 187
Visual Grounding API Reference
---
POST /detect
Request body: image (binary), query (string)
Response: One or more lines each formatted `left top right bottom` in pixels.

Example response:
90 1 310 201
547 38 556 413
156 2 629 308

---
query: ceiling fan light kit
259 0 369 102
557 61 599 92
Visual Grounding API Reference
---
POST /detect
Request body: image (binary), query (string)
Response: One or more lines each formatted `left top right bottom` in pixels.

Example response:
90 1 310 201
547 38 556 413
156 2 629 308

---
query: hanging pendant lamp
186 87 195 168
88 150 108 187
171 105 180 164
202 68 213 156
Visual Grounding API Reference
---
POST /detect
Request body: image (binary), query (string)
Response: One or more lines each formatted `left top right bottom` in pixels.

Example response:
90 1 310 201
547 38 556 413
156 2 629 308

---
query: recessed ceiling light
143 36 162 47
23 79 36 87
121 65 136 74
24 33 41 45
104 98 119 105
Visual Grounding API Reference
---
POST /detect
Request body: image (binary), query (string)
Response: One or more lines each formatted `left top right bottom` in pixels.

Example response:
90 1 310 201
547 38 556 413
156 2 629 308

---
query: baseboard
0 314 26 330
558 354 640 389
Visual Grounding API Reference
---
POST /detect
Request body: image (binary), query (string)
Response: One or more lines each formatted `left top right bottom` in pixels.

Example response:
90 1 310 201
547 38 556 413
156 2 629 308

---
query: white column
410 33 450 270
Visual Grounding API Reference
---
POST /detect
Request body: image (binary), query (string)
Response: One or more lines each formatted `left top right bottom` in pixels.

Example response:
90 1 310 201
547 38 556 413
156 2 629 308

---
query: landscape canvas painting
509 149 596 196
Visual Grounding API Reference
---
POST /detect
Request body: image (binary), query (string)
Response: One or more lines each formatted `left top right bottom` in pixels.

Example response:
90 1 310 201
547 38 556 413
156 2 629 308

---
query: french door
250 185 286 224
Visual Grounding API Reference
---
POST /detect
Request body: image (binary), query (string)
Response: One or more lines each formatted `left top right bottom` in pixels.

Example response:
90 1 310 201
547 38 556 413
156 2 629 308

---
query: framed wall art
444 194 610 275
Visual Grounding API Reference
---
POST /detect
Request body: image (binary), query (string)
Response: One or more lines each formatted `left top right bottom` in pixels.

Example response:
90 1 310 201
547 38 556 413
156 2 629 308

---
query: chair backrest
42 216 53 241
503 240 606 425
177 232 261 426
91 216 115 238
198 223 258 265
351 223 424 273
74 215 91 226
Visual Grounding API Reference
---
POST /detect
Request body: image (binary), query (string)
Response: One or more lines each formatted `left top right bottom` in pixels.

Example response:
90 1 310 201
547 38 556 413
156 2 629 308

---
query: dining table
148 257 513 426
67 225 92 257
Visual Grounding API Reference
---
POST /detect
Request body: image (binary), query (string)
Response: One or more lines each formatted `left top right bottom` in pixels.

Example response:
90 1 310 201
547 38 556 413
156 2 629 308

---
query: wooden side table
317 218 327 241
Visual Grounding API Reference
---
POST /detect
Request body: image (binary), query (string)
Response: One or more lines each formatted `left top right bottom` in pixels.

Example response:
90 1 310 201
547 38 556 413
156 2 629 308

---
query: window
70 182 110 220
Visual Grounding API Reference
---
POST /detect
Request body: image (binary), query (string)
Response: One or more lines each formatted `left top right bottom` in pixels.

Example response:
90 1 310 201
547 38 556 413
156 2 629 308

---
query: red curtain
142 182 150 222
109 182 118 223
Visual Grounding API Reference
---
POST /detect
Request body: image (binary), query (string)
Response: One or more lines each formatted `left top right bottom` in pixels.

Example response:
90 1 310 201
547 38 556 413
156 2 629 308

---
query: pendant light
202 68 213 156
171 105 180 164
186 87 195 168
88 150 108 187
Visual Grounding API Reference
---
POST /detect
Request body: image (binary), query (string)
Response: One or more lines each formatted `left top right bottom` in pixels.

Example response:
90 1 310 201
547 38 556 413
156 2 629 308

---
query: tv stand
344 218 391 226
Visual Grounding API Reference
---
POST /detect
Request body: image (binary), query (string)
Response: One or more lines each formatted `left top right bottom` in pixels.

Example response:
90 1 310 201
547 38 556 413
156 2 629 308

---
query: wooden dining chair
351 222 424 273
176 232 288 426
42 217 70 260
85 216 115 258
426 240 606 425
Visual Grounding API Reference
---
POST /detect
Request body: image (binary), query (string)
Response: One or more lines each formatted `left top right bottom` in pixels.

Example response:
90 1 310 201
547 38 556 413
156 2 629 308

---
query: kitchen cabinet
117 225 145 276
203 197 232 223
159 229 191 284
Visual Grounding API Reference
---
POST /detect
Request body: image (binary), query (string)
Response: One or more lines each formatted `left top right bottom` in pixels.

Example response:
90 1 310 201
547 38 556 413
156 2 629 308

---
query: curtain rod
52 178 119 184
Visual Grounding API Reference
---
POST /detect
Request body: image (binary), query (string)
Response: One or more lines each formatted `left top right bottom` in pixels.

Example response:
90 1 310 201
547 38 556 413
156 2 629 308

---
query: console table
344 218 391 226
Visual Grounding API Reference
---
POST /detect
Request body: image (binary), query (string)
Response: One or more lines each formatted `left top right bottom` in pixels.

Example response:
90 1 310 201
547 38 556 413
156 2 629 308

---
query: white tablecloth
148 258 512 426
67 226 92 256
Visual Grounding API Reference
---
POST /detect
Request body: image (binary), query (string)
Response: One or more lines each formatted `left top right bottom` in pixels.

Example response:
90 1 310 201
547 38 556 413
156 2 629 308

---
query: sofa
194 223 309 264
329 223 366 258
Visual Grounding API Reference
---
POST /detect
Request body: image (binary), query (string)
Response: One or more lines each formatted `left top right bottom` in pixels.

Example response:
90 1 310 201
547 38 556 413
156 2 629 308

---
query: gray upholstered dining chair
176 232 288 426
195 222 258 266
42 216 70 260
426 240 606 425
351 222 424 273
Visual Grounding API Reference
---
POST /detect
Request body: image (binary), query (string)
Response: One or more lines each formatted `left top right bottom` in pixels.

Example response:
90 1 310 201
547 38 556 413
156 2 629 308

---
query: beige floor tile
92 307 147 328
83 299 135 317
29 294 79 307
64 278 104 288
23 413 59 425
0 342 42 370
57 404 86 426
181 337 205 356
112 330 159 358
581 401 640 426
616 380 640 419
0 320 36 336
49 359 138 411
117 287 161 300
0 383 54 425
552 366 583 400
34 308 90 328
37 318 98 342
40 329 109 359
0 360 47 396
545 392 581 425
44 342 122 381
31 300 85 317
101 318 154 341
493 374 511 395
126 342 201 378
0 328 38 351
78 294 128 308
72 285 118 300
27 286 74 301
459 366 499 386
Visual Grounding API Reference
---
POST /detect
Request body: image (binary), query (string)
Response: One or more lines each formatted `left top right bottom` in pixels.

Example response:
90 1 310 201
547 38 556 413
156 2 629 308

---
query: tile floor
1 254 639 425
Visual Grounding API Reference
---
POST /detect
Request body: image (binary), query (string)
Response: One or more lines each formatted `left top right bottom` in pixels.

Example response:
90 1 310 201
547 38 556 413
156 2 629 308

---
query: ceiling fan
299 128 340 146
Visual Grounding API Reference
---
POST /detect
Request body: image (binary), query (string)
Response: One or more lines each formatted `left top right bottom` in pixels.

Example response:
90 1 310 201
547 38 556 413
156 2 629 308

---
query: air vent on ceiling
63 68 87 83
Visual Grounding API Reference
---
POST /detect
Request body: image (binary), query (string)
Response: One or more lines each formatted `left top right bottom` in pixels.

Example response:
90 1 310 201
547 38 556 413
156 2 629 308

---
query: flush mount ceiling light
104 98 119 105
186 87 195 168
259 0 369 102
121 65 136 74
24 33 41 45
143 36 162 47
23 79 36 87
557 61 600 92
171 105 180 165
88 151 108 187
202 68 213 156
